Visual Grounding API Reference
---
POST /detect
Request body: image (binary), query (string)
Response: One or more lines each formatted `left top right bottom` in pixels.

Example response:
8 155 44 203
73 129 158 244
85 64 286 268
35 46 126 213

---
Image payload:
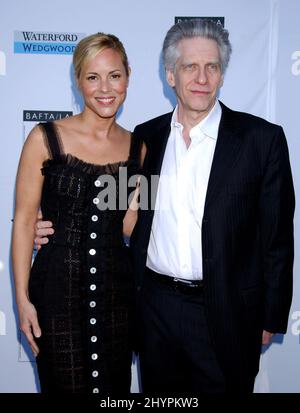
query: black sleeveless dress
29 122 141 394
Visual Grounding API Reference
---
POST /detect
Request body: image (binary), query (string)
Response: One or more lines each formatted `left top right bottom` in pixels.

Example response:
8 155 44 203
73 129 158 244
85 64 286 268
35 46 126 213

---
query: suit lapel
144 106 243 213
140 113 172 216
144 113 172 176
204 103 243 210
147 114 172 176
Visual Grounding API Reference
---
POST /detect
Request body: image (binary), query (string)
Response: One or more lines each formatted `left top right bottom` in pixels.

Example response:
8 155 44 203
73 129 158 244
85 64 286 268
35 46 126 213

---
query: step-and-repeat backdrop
0 0 299 392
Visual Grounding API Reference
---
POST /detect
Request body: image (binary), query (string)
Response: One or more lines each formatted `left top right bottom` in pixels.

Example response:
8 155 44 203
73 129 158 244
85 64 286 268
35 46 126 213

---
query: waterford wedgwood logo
14 31 85 55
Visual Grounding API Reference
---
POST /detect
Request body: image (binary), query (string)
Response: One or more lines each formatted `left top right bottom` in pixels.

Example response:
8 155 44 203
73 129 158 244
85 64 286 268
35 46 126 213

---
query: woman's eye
111 73 121 79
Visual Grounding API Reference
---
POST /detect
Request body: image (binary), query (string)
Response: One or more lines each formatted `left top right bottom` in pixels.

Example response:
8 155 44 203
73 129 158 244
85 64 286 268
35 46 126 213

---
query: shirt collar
171 100 222 141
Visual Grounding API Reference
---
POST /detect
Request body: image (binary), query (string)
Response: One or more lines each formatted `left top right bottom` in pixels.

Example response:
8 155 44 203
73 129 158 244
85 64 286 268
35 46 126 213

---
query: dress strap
39 122 64 159
128 132 143 167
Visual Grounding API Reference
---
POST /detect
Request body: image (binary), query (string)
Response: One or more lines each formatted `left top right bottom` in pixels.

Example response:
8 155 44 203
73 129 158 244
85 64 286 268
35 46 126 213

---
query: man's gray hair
162 19 232 74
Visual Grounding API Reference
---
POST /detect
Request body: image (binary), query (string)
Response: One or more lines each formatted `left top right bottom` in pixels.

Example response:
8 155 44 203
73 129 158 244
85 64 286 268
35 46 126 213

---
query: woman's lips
95 97 116 105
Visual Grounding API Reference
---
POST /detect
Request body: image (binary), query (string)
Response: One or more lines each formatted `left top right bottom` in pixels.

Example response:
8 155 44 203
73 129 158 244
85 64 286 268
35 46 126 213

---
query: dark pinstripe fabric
131 102 295 392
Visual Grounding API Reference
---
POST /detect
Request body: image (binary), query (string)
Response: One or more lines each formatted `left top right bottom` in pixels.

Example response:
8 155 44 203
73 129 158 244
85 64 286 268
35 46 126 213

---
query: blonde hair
73 32 130 80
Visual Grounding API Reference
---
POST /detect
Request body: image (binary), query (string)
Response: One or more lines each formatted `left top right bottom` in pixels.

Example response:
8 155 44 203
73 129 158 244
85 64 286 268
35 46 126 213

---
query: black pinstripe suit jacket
130 101 295 387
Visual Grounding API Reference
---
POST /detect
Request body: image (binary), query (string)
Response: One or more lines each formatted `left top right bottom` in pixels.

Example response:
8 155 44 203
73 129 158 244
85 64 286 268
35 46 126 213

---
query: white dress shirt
146 100 222 280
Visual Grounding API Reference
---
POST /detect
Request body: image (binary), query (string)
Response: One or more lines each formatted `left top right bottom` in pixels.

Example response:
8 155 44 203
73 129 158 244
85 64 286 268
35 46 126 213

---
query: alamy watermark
0 311 6 336
291 310 300 336
0 50 6 76
93 168 179 211
291 51 300 76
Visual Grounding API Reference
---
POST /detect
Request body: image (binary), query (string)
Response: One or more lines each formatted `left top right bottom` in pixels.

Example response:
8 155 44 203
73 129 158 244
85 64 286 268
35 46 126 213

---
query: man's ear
219 75 224 88
166 69 175 88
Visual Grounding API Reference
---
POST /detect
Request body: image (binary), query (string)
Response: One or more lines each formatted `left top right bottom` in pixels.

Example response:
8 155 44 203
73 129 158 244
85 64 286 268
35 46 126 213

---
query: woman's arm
123 142 147 237
12 125 47 356
123 195 139 238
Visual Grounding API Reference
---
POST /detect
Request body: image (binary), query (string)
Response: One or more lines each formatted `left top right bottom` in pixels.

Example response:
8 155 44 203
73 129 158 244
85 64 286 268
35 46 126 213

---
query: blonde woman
12 32 144 393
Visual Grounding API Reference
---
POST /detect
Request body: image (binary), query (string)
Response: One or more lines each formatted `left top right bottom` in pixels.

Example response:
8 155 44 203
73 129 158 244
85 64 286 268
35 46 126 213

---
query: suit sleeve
260 126 295 333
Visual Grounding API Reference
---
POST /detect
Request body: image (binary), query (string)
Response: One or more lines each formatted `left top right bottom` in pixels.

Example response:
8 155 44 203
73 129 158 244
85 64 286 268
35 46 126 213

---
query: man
36 20 295 393
130 19 294 393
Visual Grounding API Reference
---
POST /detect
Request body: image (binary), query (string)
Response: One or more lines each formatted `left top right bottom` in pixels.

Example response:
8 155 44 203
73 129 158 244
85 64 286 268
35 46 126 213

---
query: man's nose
195 67 207 84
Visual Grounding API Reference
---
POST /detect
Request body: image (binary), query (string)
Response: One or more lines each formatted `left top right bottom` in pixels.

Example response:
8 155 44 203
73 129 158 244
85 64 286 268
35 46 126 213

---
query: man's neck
177 101 216 133
177 100 217 145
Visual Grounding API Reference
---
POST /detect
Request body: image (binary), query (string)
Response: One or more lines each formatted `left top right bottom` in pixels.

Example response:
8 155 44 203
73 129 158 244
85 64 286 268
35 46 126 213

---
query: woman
12 32 143 393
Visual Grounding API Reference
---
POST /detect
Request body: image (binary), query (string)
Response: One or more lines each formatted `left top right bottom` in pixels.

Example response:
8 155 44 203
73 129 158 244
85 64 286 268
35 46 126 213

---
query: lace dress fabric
29 122 141 393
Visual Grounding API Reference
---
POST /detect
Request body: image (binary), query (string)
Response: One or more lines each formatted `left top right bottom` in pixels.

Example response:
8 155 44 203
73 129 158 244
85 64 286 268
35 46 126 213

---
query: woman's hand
18 299 41 357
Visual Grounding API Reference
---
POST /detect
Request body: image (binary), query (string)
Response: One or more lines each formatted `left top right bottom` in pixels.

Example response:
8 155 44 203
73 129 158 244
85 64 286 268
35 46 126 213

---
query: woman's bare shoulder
53 114 81 130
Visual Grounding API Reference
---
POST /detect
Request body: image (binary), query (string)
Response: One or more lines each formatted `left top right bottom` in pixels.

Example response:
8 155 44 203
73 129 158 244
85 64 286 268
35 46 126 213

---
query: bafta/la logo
0 311 6 336
0 50 6 76
291 51 300 75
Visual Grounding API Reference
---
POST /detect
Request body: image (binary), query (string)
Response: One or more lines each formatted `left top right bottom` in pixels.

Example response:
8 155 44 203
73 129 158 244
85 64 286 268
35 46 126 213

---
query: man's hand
34 210 54 250
262 330 274 345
